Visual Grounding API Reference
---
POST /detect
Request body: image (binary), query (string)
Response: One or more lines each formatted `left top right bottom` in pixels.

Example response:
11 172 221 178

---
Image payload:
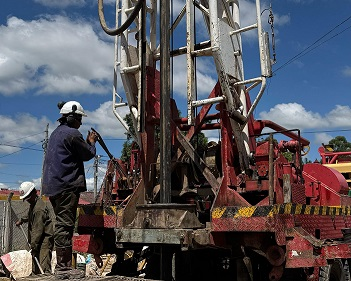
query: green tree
282 152 293 162
190 132 208 152
120 113 137 162
120 112 208 162
124 113 136 141
303 157 312 164
120 140 133 162
328 136 351 152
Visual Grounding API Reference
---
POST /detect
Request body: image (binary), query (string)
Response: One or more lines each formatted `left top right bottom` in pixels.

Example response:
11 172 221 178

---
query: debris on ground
1 250 32 279
0 251 119 280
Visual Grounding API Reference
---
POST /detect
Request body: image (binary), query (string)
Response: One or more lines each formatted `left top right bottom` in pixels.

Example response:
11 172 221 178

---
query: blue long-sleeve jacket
42 123 96 197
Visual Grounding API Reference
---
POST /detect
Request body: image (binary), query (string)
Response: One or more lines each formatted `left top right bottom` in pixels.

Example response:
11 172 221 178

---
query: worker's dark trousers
49 191 80 271
32 240 53 274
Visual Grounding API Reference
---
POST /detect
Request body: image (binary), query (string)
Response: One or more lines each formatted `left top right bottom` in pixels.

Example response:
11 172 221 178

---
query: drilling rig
73 0 351 280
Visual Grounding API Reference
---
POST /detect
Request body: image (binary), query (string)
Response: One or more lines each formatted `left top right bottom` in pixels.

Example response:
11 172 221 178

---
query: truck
72 0 351 280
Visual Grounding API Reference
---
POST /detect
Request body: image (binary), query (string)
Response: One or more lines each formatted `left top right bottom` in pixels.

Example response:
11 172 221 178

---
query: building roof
0 189 96 204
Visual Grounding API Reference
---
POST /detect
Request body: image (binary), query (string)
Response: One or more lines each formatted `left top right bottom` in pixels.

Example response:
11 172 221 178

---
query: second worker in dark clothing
42 101 97 279
16 181 54 275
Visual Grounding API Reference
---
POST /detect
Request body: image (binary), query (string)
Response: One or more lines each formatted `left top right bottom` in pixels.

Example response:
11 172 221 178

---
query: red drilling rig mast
73 1 351 280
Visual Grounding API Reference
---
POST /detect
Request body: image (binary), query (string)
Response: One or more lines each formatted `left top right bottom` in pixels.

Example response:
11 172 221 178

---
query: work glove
29 248 38 257
86 130 91 144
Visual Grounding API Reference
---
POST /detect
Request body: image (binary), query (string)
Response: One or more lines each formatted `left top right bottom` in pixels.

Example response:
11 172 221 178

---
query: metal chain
268 4 276 64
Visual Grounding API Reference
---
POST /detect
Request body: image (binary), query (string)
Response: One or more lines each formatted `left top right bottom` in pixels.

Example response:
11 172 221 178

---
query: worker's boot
55 247 71 279
55 247 85 279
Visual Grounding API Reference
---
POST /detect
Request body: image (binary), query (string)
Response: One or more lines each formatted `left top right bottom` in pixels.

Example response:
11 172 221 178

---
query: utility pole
93 155 101 199
40 123 49 196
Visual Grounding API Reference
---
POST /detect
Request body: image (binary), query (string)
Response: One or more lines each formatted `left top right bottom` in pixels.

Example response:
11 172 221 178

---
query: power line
256 128 351 137
4 131 45 144
0 141 43 159
102 138 128 141
0 171 32 177
0 162 41 166
0 131 46 157
0 143 42 151
273 15 351 73
303 128 351 134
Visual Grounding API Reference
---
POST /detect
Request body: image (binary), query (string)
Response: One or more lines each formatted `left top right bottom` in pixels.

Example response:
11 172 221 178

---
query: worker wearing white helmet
19 181 36 199
16 182 54 274
59 101 87 117
56 100 87 128
42 101 98 279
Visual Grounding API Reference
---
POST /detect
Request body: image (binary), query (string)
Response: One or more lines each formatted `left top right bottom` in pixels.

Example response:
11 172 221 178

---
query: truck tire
280 268 307 281
319 259 350 281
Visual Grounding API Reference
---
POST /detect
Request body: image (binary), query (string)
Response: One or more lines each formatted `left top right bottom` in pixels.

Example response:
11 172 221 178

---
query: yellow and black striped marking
78 205 118 216
212 203 351 219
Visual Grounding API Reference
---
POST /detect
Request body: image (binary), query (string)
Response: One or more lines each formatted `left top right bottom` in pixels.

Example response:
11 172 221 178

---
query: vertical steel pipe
160 0 171 204
269 134 274 205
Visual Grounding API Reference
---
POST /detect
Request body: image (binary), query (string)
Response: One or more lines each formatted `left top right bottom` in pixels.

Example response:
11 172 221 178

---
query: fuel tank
303 163 349 206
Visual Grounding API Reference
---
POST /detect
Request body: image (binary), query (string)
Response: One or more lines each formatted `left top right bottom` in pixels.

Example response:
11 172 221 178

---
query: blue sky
0 0 350 190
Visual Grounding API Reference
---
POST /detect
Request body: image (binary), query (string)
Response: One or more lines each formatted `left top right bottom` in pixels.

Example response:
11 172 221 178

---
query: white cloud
259 103 325 129
342 66 351 77
171 56 217 99
0 183 10 190
32 178 43 188
273 13 291 27
326 105 351 127
85 165 106 192
196 71 217 97
103 0 116 4
204 129 222 144
83 101 130 139
257 104 351 156
0 114 53 154
0 15 113 96
0 101 128 190
33 0 85 8
313 132 333 147
0 100 127 156
236 1 289 39
251 103 351 160
239 0 259 28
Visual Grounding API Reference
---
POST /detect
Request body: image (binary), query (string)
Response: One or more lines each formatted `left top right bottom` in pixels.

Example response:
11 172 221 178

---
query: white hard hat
19 182 36 199
59 101 87 117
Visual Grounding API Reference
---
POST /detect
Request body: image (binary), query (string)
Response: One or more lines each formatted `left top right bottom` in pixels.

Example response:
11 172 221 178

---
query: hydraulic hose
98 0 144 36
